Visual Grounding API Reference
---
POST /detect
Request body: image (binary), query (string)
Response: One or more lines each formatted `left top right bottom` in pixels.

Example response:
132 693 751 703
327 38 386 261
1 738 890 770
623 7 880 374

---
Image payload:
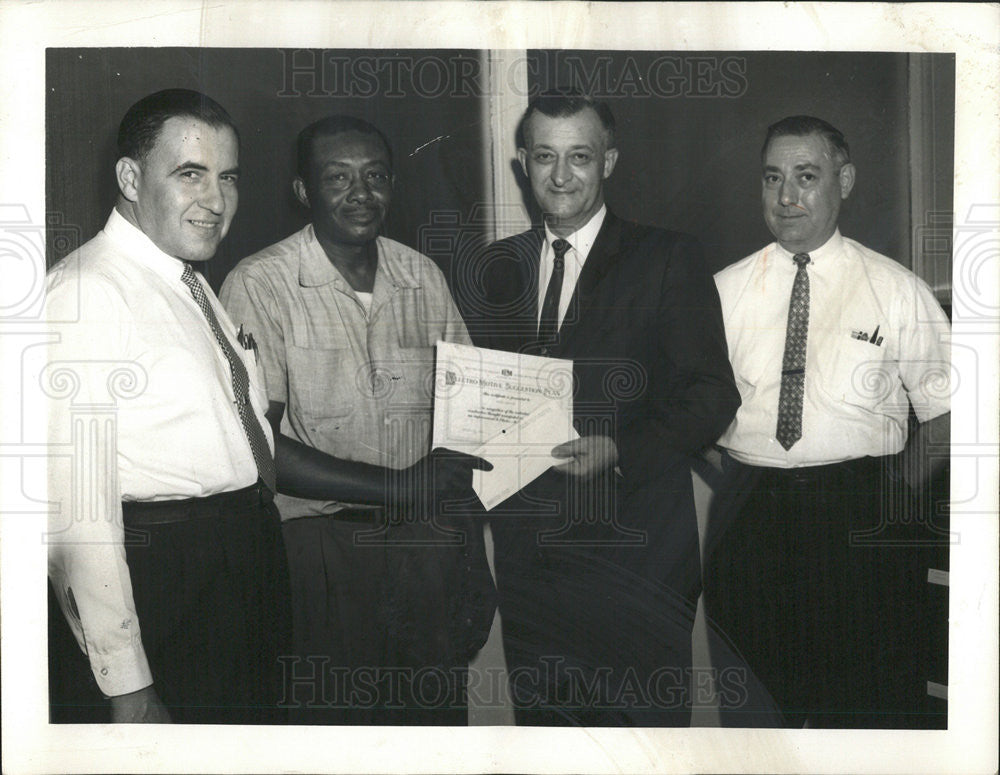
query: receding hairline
762 131 849 169
761 115 851 169
308 127 391 158
296 122 394 194
519 104 614 149
117 88 239 164
156 114 239 140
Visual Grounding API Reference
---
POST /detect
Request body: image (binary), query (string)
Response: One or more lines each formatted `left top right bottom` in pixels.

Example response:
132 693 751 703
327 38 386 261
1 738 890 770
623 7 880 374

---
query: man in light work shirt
46 89 288 724
221 115 494 724
704 115 951 728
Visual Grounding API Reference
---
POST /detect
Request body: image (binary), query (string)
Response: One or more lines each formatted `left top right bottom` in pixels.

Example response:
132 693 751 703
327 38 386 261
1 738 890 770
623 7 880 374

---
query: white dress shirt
715 230 951 468
537 205 607 331
45 209 273 696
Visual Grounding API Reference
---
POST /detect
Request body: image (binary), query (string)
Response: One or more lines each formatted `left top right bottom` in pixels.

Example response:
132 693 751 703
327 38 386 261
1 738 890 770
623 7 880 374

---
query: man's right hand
109 684 172 723
395 448 492 513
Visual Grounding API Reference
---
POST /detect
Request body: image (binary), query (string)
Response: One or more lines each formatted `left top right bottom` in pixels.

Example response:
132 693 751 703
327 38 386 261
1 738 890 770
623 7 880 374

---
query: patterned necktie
776 252 811 451
181 263 277 493
538 238 571 344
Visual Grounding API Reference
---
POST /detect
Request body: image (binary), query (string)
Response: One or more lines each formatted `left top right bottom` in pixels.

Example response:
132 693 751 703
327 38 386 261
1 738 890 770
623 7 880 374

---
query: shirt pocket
286 345 356 420
370 346 436 466
815 337 894 411
372 346 437 408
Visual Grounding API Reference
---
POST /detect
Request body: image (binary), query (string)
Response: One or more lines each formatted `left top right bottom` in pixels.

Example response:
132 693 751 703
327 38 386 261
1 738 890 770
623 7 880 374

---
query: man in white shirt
704 115 951 728
46 89 289 724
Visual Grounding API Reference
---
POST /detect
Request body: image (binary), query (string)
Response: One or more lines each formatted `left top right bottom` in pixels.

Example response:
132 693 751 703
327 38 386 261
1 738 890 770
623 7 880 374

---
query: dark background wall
46 48 487 290
47 49 953 286
526 50 954 274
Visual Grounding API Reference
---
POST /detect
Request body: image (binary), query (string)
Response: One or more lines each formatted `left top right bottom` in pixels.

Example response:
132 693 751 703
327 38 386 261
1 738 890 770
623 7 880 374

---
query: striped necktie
181 263 277 493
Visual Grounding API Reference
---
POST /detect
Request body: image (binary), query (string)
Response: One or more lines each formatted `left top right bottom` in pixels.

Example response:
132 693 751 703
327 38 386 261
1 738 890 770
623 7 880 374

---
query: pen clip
248 333 259 364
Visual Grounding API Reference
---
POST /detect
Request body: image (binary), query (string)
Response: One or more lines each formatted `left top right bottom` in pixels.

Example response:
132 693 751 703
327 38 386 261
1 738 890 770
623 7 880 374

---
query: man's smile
188 219 220 230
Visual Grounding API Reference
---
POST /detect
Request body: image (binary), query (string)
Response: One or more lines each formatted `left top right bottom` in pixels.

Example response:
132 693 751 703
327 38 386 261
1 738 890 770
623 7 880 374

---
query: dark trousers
703 455 948 728
494 547 696 727
491 469 699 729
280 514 473 725
50 485 291 724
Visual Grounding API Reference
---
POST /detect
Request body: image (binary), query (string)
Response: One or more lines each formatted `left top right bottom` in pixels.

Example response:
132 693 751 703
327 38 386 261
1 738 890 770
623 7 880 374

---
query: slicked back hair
117 88 239 163
516 89 617 149
762 115 851 167
296 115 394 187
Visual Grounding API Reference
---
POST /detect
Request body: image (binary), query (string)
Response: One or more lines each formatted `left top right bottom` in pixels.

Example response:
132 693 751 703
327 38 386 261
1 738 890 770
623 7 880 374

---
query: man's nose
347 175 373 202
200 177 226 214
778 179 798 206
550 156 572 187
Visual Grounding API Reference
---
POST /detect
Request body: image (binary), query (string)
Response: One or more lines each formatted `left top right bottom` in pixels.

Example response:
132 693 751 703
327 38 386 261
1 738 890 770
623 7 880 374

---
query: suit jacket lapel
491 228 543 353
557 211 623 350
520 228 543 326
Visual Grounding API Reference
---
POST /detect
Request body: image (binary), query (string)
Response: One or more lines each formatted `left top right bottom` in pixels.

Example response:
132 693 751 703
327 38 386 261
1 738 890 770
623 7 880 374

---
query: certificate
432 341 578 509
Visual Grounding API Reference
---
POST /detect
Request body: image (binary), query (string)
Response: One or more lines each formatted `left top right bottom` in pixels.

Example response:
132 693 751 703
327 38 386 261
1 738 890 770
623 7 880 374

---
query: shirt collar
774 229 844 266
299 226 421 290
544 204 607 263
103 207 190 282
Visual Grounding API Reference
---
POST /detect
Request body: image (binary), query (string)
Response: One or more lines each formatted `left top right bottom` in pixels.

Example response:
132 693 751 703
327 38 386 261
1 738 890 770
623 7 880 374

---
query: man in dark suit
466 91 739 726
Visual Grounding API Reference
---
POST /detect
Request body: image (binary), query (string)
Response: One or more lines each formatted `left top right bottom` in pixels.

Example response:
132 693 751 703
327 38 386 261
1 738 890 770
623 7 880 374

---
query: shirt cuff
89 640 154 697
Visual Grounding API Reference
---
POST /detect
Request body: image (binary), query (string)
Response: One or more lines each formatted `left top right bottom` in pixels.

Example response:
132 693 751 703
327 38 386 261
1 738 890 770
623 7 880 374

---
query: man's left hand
552 435 618 479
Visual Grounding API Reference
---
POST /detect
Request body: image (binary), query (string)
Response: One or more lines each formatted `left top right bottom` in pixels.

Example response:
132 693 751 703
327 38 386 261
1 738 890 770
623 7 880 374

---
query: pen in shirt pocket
237 324 260 365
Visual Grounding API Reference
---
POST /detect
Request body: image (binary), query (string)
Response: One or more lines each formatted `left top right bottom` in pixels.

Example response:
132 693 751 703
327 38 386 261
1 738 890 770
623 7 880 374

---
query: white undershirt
355 290 373 314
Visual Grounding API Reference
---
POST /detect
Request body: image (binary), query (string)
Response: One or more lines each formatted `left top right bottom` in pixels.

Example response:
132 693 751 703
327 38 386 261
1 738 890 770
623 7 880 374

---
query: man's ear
292 177 310 208
115 157 141 203
602 148 619 179
516 148 528 178
839 162 856 199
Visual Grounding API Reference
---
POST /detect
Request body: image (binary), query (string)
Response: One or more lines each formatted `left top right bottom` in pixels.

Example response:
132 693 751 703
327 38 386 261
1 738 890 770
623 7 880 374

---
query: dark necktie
181 263 277 493
538 238 571 345
776 252 811 451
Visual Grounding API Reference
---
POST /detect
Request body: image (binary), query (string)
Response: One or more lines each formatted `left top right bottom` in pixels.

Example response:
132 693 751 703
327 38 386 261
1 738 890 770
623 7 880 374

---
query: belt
122 480 274 526
329 507 381 524
749 456 887 487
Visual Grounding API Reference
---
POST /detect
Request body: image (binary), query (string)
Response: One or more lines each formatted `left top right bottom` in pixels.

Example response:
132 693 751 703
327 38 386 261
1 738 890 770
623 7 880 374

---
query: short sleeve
896 274 951 422
220 265 288 405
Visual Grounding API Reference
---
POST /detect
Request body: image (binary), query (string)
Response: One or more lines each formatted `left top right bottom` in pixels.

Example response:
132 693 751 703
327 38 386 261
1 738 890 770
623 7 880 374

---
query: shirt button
100 668 108 676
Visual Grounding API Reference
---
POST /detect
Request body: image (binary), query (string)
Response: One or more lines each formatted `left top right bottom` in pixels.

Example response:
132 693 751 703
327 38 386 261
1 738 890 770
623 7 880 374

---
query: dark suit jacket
468 211 739 633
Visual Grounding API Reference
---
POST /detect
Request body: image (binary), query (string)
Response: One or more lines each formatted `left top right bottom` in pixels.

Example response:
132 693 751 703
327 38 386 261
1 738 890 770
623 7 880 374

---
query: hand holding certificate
432 341 578 510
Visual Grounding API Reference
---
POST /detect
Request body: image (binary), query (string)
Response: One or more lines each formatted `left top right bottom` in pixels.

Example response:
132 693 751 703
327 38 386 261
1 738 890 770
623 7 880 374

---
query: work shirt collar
298 225 421 290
